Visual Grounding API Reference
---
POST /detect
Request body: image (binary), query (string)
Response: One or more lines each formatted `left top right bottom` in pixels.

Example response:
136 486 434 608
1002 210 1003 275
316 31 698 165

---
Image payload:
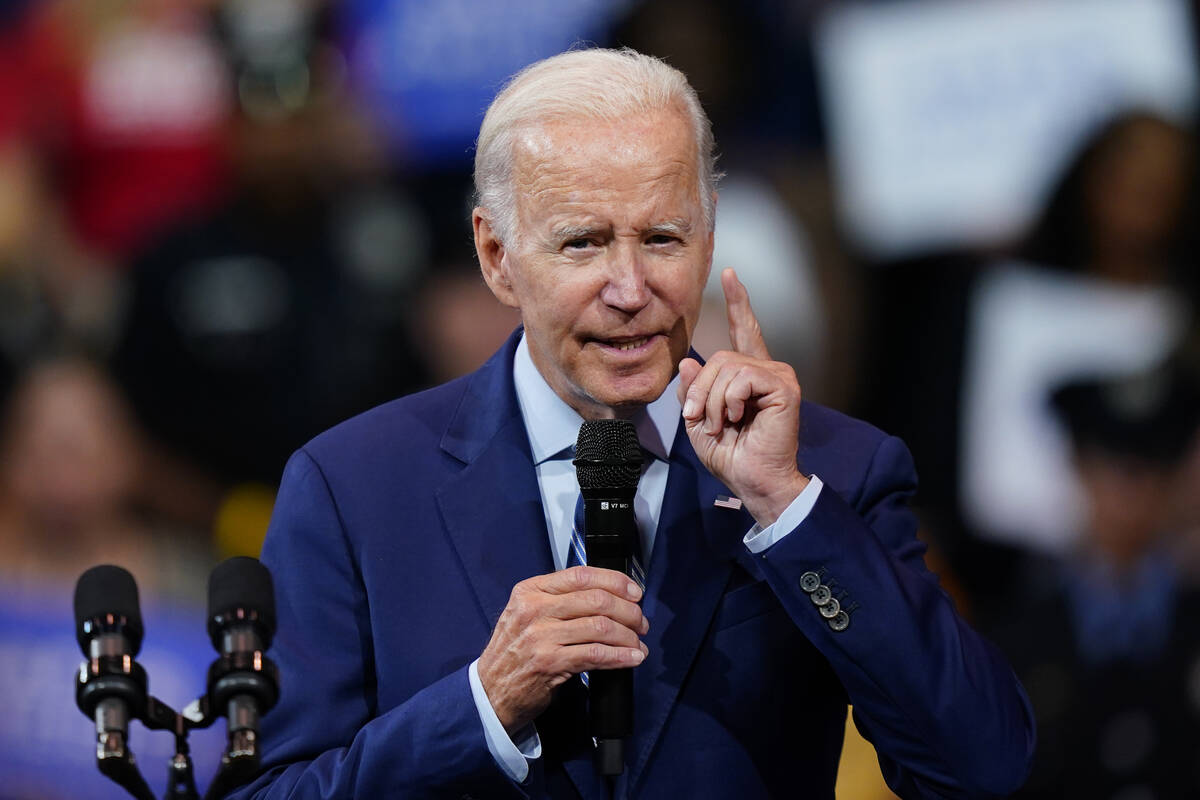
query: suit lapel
434 330 609 800
623 428 750 793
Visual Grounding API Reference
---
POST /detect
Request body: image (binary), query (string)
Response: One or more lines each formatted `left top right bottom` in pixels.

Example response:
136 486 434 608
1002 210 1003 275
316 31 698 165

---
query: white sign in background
815 0 1198 260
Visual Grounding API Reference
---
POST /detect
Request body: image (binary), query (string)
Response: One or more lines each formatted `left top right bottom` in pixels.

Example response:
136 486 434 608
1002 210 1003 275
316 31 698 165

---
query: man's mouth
591 334 659 353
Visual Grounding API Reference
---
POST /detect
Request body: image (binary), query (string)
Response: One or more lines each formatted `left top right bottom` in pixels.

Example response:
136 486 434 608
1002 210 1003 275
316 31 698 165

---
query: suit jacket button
819 597 841 618
829 610 850 631
800 571 821 593
811 584 832 606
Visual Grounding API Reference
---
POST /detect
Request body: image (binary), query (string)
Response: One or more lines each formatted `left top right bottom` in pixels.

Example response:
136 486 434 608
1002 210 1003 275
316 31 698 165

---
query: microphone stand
141 696 200 800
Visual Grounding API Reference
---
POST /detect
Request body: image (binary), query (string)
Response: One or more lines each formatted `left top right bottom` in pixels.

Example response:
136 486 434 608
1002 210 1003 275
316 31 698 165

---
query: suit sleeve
223 450 529 800
755 435 1035 799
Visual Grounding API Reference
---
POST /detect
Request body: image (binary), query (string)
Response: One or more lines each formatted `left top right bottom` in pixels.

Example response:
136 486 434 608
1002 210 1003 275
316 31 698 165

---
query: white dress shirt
468 334 824 782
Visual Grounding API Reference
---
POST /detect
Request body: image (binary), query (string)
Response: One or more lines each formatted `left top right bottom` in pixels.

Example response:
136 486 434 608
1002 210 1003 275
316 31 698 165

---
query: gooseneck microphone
574 419 643 777
74 565 156 800
204 556 279 799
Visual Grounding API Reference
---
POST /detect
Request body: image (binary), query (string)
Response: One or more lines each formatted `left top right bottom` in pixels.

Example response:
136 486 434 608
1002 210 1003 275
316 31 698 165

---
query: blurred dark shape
413 260 520 385
110 2 430 522
1020 110 1195 286
992 361 1200 797
1051 366 1200 467
610 0 758 147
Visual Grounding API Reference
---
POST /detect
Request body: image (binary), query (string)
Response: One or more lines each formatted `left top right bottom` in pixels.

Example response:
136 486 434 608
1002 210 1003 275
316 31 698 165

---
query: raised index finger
535 565 643 602
722 268 770 360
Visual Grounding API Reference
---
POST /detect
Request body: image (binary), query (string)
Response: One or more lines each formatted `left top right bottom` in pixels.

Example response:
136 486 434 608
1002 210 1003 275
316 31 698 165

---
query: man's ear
473 208 519 308
701 190 718 283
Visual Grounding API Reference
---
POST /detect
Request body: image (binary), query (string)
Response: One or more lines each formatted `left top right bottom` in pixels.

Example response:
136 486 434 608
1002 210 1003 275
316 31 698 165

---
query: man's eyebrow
646 219 692 236
551 224 609 242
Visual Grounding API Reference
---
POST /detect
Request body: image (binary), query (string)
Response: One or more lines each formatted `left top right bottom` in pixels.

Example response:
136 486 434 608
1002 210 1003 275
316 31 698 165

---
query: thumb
677 357 701 411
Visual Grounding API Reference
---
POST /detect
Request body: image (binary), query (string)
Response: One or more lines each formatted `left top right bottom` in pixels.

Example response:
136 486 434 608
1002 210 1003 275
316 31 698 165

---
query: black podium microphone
74 565 155 800
574 418 643 777
206 556 279 787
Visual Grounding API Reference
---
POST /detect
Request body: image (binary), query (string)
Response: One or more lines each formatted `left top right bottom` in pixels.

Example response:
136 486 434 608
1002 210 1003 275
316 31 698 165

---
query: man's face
478 107 713 419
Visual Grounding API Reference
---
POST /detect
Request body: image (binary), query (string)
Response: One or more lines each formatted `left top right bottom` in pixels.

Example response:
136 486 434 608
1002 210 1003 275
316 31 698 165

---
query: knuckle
568 565 591 588
591 615 611 637
529 648 554 674
588 588 612 612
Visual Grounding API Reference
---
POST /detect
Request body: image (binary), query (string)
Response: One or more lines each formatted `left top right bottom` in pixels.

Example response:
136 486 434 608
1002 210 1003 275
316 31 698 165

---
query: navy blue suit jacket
230 331 1034 799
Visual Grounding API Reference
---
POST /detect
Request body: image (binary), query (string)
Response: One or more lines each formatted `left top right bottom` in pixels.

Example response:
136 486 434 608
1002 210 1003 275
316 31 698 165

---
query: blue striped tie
569 492 646 687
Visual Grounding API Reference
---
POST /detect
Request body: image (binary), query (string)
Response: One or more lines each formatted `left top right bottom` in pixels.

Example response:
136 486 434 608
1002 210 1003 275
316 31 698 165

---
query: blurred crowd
2 0 1200 797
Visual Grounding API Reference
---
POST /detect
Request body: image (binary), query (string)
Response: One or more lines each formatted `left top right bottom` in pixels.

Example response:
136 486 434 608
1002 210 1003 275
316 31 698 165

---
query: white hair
474 47 720 245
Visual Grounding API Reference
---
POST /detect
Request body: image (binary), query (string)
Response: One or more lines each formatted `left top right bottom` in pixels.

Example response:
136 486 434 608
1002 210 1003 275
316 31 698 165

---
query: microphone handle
583 495 637 776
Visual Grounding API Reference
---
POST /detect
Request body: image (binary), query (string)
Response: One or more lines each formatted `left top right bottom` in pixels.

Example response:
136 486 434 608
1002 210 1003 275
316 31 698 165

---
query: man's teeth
610 337 649 351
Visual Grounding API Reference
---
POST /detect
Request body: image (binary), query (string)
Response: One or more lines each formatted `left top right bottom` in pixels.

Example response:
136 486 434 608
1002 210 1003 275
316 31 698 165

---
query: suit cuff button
810 584 832 606
828 610 850 632
818 597 841 618
800 571 821 593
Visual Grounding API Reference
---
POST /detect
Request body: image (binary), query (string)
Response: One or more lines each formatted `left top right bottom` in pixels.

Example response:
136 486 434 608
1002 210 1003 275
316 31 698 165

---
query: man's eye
565 238 594 250
647 234 680 246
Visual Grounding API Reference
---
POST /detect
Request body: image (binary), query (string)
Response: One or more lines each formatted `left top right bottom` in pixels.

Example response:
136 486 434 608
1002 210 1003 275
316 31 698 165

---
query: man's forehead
510 112 700 211
511 109 696 168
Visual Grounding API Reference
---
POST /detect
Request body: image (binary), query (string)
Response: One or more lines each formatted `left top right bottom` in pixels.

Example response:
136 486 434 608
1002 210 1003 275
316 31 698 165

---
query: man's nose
598 244 651 312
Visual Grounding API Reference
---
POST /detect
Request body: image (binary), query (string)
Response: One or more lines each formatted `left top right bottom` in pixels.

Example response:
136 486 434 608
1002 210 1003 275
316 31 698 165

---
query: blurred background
2 0 1199 797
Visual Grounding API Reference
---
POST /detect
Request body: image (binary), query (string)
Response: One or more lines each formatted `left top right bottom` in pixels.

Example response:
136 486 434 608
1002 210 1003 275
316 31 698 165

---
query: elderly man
230 48 1033 799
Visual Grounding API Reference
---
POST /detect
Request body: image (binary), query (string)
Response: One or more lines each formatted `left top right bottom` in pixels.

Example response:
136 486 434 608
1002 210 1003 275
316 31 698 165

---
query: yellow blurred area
836 708 899 800
214 482 276 558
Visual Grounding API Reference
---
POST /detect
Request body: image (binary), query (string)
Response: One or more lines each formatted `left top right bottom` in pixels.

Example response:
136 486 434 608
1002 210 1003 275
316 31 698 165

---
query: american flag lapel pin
713 495 742 510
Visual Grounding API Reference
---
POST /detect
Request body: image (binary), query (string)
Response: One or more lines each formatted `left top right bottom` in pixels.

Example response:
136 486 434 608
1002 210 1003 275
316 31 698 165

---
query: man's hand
678 268 809 527
477 565 649 735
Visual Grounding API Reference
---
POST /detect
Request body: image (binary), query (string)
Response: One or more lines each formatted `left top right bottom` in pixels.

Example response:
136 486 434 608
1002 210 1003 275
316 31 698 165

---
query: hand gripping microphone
74 565 156 800
574 419 643 777
205 556 279 796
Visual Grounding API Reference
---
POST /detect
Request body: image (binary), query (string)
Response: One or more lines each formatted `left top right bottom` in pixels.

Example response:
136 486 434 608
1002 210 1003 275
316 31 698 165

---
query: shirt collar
513 332 680 465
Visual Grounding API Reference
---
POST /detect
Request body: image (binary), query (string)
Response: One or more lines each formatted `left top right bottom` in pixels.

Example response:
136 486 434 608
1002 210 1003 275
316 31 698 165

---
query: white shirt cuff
468 658 542 783
743 475 825 554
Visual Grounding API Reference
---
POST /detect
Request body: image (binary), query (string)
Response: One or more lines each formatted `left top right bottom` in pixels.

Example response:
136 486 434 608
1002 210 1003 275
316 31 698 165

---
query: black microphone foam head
74 564 143 655
574 419 642 491
207 556 277 650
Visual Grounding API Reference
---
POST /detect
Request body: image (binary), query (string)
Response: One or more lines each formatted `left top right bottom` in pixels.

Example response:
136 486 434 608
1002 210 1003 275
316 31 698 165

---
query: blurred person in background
109 0 431 554
991 361 1200 798
868 110 1200 624
961 112 1195 560
0 358 222 798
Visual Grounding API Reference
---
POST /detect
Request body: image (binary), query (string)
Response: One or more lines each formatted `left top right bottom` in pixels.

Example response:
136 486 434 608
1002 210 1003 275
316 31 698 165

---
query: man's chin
579 373 673 418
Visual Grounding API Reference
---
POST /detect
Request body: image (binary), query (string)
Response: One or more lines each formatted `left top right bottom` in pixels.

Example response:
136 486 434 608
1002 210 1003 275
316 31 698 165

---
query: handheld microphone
205 556 279 796
574 419 643 777
74 564 155 800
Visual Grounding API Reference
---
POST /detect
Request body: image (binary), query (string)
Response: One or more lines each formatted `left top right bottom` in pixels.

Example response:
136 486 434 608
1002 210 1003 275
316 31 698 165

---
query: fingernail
641 616 650 634
640 640 649 655
628 581 642 600
683 397 697 418
630 648 645 664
